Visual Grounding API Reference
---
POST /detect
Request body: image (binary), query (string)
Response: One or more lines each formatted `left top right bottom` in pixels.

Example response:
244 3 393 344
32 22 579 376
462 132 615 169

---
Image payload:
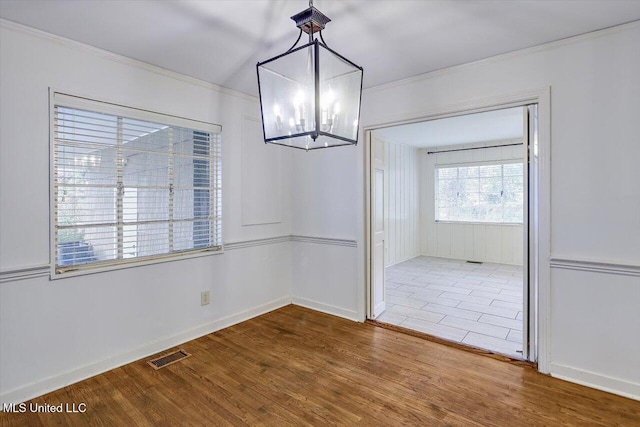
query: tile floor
376 256 524 358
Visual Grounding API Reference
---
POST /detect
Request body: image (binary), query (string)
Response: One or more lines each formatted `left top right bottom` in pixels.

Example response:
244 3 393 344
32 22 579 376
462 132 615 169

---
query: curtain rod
427 142 522 155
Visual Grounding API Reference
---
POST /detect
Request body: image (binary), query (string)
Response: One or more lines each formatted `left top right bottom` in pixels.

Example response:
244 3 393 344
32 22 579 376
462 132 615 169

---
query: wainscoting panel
550 264 640 400
384 139 420 267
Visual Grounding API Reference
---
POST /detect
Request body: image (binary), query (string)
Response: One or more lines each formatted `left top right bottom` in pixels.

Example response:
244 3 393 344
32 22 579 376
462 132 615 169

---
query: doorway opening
366 105 538 361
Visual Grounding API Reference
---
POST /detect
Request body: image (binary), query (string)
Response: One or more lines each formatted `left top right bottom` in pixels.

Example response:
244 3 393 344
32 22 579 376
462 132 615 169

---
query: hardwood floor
2 305 638 426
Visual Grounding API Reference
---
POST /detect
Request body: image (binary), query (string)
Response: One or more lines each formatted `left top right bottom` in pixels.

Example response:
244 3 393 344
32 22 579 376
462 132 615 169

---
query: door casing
363 88 550 370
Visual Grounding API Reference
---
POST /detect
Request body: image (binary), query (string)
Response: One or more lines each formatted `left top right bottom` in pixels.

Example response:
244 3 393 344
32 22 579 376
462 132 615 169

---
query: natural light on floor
377 256 523 358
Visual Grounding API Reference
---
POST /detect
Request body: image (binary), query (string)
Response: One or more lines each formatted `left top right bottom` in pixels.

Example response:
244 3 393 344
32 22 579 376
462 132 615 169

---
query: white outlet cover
201 291 210 306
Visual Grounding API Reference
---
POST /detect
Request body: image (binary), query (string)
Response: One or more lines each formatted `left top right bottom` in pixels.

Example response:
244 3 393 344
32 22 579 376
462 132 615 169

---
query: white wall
0 22 293 403
289 148 360 321
420 140 524 266
2 18 638 404
381 137 420 267
292 22 640 398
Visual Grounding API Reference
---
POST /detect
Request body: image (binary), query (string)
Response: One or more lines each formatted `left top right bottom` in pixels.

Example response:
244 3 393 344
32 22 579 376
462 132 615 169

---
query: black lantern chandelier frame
256 0 364 150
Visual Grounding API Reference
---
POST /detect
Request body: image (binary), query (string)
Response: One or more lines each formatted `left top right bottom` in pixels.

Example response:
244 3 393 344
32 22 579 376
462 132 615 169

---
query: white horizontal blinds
53 94 222 273
172 130 222 251
436 162 523 223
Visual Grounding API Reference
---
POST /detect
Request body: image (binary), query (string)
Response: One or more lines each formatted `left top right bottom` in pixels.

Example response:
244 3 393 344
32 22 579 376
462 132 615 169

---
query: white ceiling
374 107 523 148
1 1 639 97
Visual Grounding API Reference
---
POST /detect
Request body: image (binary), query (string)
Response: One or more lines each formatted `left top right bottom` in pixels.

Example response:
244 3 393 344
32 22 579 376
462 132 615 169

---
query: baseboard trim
291 297 360 322
550 362 639 401
384 254 420 268
0 296 291 405
420 253 523 267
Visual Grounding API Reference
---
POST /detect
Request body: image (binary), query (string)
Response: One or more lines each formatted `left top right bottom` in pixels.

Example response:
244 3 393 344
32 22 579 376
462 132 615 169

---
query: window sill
50 248 224 280
434 220 523 226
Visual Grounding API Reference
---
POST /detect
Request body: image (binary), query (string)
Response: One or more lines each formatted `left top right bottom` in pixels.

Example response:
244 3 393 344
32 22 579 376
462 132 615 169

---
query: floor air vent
147 349 191 370
466 260 483 264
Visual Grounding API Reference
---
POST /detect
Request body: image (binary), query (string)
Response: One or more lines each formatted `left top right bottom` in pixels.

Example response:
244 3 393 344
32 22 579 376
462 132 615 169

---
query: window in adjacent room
52 93 222 275
435 162 523 224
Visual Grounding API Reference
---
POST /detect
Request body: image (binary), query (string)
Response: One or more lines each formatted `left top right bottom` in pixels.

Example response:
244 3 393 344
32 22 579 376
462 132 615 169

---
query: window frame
434 159 524 226
49 91 223 279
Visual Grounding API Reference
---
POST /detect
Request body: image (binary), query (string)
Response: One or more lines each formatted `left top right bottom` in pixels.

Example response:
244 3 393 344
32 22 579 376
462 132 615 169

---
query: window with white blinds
52 93 222 274
435 162 523 224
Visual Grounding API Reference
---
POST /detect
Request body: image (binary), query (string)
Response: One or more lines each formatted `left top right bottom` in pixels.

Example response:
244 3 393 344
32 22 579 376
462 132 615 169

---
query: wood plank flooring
1 305 638 426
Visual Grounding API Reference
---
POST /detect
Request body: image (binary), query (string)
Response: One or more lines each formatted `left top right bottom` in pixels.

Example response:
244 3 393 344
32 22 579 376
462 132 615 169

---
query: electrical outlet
200 291 210 306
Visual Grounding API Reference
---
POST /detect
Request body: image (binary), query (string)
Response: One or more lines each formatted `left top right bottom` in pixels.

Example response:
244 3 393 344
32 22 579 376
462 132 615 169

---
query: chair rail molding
226 235 357 250
290 235 357 247
0 265 50 283
549 257 640 277
224 236 291 250
1 235 358 283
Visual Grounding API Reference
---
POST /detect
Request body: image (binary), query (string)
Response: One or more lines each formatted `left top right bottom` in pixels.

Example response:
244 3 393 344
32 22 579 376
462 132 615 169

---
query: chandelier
256 1 363 150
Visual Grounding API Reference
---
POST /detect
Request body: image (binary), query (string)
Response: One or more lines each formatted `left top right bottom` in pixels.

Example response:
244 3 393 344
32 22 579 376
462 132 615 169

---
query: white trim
226 235 357 250
49 88 56 280
291 235 357 247
535 88 551 374
522 105 531 361
384 255 421 269
365 21 640 96
227 235 358 249
53 92 222 134
363 87 550 131
49 89 223 279
3 18 638 103
49 249 225 281
291 297 360 322
225 236 291 250
550 257 640 277
550 363 640 401
362 87 552 373
0 265 49 283
434 220 523 227
0 19 259 103
0 235 357 283
364 130 373 320
0 296 291 405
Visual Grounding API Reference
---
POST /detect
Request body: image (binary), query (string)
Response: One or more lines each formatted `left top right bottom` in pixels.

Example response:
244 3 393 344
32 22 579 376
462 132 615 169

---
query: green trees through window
435 162 523 223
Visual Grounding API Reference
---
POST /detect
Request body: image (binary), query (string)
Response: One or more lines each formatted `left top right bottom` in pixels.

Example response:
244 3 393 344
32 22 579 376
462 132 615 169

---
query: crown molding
0 18 259 103
364 20 640 95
